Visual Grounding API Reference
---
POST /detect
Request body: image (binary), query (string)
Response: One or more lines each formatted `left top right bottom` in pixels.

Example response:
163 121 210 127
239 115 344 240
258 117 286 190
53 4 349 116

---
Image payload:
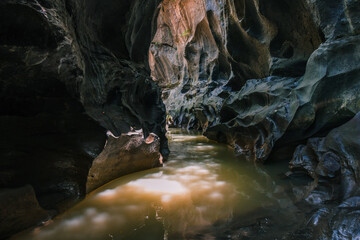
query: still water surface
13 129 303 239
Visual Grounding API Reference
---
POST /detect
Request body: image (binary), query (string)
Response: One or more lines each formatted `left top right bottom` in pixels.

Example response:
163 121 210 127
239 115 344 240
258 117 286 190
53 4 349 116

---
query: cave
1 0 360 239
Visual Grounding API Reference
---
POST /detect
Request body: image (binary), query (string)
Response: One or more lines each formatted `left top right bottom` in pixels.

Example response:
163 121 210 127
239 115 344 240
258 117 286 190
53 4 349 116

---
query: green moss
181 29 191 37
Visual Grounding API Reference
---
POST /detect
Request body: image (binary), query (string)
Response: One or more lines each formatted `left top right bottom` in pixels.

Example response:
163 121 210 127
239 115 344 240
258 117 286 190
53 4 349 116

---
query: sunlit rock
86 133 162 193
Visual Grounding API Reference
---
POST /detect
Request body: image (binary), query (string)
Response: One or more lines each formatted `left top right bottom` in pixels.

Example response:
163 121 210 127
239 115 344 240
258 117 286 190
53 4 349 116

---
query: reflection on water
12 129 301 240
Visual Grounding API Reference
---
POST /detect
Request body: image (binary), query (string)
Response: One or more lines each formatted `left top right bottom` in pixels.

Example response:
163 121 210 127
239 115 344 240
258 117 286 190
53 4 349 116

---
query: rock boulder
86 133 162 193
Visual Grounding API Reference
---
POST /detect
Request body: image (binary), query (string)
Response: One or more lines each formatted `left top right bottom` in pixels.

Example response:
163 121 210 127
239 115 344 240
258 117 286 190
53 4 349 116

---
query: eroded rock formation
0 0 167 238
205 76 300 162
289 113 360 239
151 0 360 164
0 1 107 226
86 132 162 193
1 0 360 238
150 1 360 237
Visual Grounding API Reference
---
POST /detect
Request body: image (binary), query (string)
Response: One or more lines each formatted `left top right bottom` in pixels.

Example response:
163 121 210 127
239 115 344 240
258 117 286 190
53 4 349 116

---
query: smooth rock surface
148 0 360 166
1 0 360 239
86 133 162 193
290 112 360 202
289 113 360 238
205 76 300 162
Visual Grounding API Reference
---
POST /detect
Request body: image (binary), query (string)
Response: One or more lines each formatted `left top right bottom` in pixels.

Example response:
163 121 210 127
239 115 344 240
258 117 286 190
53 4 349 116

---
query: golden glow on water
12 129 296 240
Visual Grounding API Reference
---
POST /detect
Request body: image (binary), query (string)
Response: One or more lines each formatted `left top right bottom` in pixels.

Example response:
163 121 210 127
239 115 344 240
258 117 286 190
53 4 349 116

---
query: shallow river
13 129 305 240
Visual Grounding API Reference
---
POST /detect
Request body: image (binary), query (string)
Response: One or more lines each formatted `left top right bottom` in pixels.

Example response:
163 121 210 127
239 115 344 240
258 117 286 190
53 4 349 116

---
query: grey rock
290 112 360 204
331 210 360 240
305 0 360 40
338 196 360 209
206 76 300 162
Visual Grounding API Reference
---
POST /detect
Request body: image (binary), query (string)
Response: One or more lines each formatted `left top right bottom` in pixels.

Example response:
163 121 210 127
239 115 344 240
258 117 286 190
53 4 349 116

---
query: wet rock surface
151 0 321 131
1 0 360 239
288 113 360 239
205 76 300 162
149 1 360 238
290 113 360 202
153 0 360 165
86 133 162 193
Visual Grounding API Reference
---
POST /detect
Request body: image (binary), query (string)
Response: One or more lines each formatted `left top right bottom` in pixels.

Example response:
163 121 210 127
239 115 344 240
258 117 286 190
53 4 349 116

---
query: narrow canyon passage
11 129 304 240
1 0 360 239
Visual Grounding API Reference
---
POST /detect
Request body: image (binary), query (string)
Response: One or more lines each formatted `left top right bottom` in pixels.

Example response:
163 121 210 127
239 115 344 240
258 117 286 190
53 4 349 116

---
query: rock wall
150 1 360 238
289 113 360 239
151 0 360 163
0 0 168 238
0 185 49 239
1 0 360 238
0 0 106 216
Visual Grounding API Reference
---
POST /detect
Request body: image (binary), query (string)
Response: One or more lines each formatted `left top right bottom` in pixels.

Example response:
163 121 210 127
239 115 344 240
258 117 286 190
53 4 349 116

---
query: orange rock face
148 0 328 163
148 0 283 134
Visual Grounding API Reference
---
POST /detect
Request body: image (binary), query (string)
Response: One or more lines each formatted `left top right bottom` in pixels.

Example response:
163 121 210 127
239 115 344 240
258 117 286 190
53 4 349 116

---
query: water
12 129 304 240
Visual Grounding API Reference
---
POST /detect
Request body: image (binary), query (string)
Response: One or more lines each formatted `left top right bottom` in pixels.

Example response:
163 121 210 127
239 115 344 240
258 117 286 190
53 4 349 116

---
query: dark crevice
0 4 58 49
